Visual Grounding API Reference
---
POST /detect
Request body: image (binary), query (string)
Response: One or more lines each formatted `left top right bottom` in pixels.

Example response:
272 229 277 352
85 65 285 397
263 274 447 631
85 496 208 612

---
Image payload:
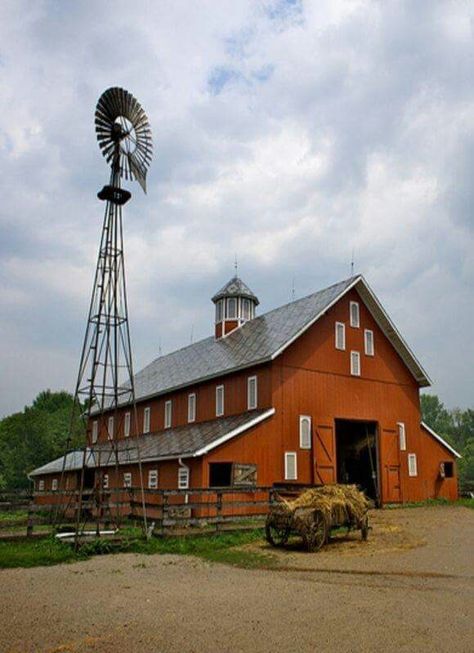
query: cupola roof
211 275 259 305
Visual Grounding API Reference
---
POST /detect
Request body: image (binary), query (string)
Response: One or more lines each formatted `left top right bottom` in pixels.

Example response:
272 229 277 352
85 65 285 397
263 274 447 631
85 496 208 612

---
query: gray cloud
0 0 473 416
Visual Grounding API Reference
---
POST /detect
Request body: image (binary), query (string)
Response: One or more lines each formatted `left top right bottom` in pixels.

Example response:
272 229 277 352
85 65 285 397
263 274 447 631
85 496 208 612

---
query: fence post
161 493 168 536
26 507 34 538
216 491 223 533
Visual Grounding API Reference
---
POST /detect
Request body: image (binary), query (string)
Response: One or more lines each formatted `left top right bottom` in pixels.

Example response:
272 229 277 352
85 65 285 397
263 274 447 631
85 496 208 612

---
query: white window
335 322 345 350
124 412 131 438
188 393 196 423
242 298 250 320
107 416 114 440
103 474 109 489
92 420 98 444
299 416 312 449
38 479 45 491
178 467 190 489
398 422 406 451
364 329 374 356
408 453 418 477
216 385 224 416
350 351 361 376
284 452 297 480
164 400 172 429
148 469 158 489
52 478 58 491
216 300 223 322
123 472 132 488
350 301 360 328
247 376 258 410
227 297 237 319
143 407 151 434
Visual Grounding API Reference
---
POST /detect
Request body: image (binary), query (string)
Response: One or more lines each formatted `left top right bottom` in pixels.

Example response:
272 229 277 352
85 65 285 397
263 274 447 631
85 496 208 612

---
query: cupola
212 275 259 338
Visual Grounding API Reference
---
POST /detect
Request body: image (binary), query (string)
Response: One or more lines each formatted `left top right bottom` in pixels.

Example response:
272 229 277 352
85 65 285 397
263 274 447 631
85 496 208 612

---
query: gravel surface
1 506 473 653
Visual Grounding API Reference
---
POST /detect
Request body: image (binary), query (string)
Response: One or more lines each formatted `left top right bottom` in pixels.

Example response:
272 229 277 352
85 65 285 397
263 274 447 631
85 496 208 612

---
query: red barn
30 274 460 505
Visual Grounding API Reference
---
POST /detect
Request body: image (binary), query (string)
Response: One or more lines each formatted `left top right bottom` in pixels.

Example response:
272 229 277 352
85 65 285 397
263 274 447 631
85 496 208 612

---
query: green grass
0 528 276 570
0 509 28 523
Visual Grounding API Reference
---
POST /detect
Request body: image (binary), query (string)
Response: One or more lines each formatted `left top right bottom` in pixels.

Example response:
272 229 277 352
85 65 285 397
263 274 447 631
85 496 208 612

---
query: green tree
0 391 84 490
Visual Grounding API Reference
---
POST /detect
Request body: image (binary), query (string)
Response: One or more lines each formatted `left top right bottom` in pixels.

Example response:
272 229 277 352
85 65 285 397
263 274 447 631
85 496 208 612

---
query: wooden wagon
265 485 370 552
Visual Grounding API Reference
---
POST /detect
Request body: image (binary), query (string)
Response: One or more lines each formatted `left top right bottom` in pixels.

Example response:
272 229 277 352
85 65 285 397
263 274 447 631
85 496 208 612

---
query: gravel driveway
1 505 473 653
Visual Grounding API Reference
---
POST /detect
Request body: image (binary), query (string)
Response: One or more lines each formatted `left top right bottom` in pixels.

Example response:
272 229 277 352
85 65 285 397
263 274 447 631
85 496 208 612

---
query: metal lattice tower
56 88 153 544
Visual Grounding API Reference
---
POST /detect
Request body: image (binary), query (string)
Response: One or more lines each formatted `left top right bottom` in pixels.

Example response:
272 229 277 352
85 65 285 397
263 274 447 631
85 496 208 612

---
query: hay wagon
265 485 370 552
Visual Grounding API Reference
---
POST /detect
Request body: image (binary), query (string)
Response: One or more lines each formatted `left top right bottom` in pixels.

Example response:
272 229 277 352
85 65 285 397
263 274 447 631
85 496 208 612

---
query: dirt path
1 506 473 653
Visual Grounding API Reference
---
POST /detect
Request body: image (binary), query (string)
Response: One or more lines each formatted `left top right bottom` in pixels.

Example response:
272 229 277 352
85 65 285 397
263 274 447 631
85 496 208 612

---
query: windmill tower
56 88 153 543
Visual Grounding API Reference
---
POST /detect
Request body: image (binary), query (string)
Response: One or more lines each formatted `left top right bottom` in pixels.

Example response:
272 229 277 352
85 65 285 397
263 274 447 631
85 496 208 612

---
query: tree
0 390 85 490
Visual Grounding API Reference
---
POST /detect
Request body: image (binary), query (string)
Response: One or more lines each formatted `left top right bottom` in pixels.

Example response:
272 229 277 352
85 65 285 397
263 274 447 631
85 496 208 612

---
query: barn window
299 416 312 449
335 322 345 350
284 452 298 480
52 478 58 491
188 393 196 423
103 474 109 489
350 351 361 376
364 329 374 356
148 469 158 489
143 407 151 434
209 463 233 487
123 472 132 488
247 376 258 410
178 467 189 489
408 453 418 477
226 297 237 319
92 420 98 444
242 298 251 320
164 400 172 429
107 416 114 440
216 385 224 417
216 299 223 322
398 422 406 451
440 462 454 478
38 479 45 492
124 412 131 437
350 301 360 328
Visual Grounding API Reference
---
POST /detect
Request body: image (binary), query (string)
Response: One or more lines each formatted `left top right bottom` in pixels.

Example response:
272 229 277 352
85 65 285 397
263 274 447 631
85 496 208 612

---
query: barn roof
421 421 461 458
211 275 259 304
29 408 275 476
123 275 430 405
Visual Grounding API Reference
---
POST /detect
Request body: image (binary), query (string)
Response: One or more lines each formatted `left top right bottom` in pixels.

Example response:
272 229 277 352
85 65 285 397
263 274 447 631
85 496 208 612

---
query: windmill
56 88 153 544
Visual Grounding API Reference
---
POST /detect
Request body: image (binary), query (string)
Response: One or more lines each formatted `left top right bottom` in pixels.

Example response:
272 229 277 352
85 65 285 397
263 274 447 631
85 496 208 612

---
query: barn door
313 425 336 484
382 429 401 503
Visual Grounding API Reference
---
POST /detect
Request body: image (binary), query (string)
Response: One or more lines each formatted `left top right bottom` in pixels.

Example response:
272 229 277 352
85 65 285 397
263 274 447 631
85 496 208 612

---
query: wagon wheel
361 515 369 541
265 521 290 547
303 510 327 553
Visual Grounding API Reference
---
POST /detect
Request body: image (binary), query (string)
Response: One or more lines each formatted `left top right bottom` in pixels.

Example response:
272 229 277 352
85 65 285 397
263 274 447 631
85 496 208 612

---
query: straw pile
281 484 370 526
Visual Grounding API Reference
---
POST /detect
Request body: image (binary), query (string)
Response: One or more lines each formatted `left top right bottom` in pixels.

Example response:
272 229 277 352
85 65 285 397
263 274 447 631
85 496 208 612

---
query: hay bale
280 485 369 525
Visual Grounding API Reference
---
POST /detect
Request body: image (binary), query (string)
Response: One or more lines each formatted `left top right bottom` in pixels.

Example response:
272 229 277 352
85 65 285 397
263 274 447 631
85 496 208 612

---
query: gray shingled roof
29 410 271 476
211 275 259 304
130 276 357 404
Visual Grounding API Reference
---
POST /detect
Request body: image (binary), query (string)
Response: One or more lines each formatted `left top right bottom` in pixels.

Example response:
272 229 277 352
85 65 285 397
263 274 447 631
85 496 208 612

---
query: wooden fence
0 486 285 538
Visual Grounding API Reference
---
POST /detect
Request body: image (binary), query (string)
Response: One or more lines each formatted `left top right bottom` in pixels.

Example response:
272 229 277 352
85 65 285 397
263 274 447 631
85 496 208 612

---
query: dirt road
1 506 473 653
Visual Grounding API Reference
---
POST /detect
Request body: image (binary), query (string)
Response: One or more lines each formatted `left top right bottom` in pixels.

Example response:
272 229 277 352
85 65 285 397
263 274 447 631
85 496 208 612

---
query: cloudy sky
0 0 473 417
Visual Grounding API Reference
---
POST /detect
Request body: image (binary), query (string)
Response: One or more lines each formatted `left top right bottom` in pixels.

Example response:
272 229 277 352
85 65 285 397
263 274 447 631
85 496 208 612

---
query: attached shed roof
421 421 461 458
121 275 430 406
29 408 275 477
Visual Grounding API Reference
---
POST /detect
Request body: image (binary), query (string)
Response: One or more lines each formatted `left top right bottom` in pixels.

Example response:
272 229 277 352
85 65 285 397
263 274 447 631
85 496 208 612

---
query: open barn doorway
335 419 379 504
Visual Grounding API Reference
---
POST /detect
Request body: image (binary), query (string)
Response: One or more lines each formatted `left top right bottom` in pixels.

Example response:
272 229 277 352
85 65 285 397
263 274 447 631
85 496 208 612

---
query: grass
0 528 276 570
0 509 28 524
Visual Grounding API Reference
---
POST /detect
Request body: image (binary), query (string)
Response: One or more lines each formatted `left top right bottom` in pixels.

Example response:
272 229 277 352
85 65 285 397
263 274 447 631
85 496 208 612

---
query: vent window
164 400 172 429
188 393 196 423
226 297 237 319
398 422 406 451
299 416 311 449
408 453 418 477
350 301 360 328
247 376 257 410
124 412 131 437
178 467 189 489
335 322 345 350
123 472 132 488
103 474 109 489
350 351 361 376
284 452 297 480
52 479 58 491
92 420 98 444
143 407 151 434
364 329 374 356
148 469 158 489
107 416 114 440
216 385 224 417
